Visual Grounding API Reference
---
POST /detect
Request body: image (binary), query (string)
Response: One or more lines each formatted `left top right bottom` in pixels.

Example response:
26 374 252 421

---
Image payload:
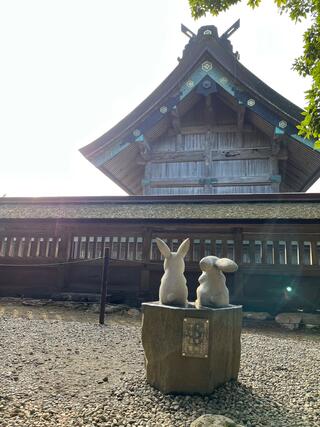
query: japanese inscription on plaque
182 317 209 358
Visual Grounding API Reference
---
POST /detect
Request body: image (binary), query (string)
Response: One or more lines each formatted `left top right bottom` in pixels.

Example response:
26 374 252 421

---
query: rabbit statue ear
215 258 238 273
199 256 218 271
176 238 190 258
155 238 171 259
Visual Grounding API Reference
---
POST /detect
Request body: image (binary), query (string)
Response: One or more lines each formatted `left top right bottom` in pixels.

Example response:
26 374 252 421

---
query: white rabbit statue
195 256 238 309
156 237 190 307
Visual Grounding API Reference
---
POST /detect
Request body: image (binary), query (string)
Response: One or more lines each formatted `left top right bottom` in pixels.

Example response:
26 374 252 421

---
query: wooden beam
151 151 205 162
180 125 255 135
149 175 276 187
137 151 150 162
205 94 215 125
211 147 271 161
237 105 246 130
215 176 277 186
142 136 151 152
149 179 201 188
149 147 287 163
136 158 147 165
271 139 281 155
274 127 285 142
171 108 181 134
137 137 151 162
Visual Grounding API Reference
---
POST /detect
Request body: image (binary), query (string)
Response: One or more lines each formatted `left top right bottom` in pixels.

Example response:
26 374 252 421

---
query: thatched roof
0 194 319 221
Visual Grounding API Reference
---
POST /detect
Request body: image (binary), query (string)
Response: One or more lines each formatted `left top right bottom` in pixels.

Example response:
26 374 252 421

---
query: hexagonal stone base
141 302 242 394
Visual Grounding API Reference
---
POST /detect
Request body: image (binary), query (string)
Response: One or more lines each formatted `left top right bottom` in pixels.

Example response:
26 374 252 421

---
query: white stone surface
243 311 273 320
195 256 238 309
275 312 303 330
156 237 190 306
127 308 140 317
190 414 244 427
302 313 320 326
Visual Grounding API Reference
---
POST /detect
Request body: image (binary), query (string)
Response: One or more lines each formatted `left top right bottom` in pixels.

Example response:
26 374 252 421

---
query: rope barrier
0 256 146 267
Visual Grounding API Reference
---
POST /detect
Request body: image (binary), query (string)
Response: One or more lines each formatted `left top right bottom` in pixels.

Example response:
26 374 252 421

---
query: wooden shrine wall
143 127 282 195
0 219 319 312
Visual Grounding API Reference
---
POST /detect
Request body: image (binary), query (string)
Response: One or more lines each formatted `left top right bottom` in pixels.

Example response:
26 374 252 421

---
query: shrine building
0 23 319 312
81 22 320 195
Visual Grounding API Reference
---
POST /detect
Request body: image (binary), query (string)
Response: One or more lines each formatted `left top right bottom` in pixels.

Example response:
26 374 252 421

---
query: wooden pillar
143 162 152 196
234 228 243 266
222 239 228 258
233 228 244 303
311 240 319 266
236 104 245 149
237 105 246 130
84 237 89 260
271 139 281 192
298 241 304 266
3 235 11 257
261 240 267 265
204 131 211 194
176 133 183 151
55 223 71 291
273 240 280 265
200 238 205 259
204 94 215 126
140 228 152 299
92 236 98 259
286 239 293 265
249 240 255 264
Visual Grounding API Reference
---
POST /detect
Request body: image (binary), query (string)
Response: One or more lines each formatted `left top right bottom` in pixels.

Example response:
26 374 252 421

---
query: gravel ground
0 304 319 427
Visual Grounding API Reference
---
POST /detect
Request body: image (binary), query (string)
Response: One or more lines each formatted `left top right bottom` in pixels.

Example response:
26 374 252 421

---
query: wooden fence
0 220 319 312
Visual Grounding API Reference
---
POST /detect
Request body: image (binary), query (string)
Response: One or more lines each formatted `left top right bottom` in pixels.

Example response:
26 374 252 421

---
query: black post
99 247 110 325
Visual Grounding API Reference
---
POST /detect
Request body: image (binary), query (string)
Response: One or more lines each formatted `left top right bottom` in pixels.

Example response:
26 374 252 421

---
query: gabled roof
80 24 320 194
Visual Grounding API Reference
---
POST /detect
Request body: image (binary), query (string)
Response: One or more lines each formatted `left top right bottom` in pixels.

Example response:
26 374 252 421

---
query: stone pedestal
141 302 242 394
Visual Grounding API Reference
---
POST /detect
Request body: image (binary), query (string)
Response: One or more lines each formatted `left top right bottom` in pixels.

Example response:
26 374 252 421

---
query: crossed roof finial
181 19 240 41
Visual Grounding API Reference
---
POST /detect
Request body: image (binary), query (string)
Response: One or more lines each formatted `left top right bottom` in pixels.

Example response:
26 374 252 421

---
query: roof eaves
203 44 303 124
79 47 213 158
1 193 320 205
96 166 132 195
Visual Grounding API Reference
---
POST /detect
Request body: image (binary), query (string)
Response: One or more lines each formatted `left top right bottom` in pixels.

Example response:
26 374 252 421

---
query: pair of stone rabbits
156 237 238 308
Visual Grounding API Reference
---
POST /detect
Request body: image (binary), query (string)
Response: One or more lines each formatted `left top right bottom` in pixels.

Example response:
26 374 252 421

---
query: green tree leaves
189 0 320 148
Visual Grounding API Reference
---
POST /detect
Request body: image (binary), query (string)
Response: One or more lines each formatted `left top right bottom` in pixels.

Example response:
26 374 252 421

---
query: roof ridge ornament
180 20 240 41
181 24 196 39
220 19 240 40
181 21 240 58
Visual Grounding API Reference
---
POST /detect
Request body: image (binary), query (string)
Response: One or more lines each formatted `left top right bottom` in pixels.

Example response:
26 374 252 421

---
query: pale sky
0 0 318 196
